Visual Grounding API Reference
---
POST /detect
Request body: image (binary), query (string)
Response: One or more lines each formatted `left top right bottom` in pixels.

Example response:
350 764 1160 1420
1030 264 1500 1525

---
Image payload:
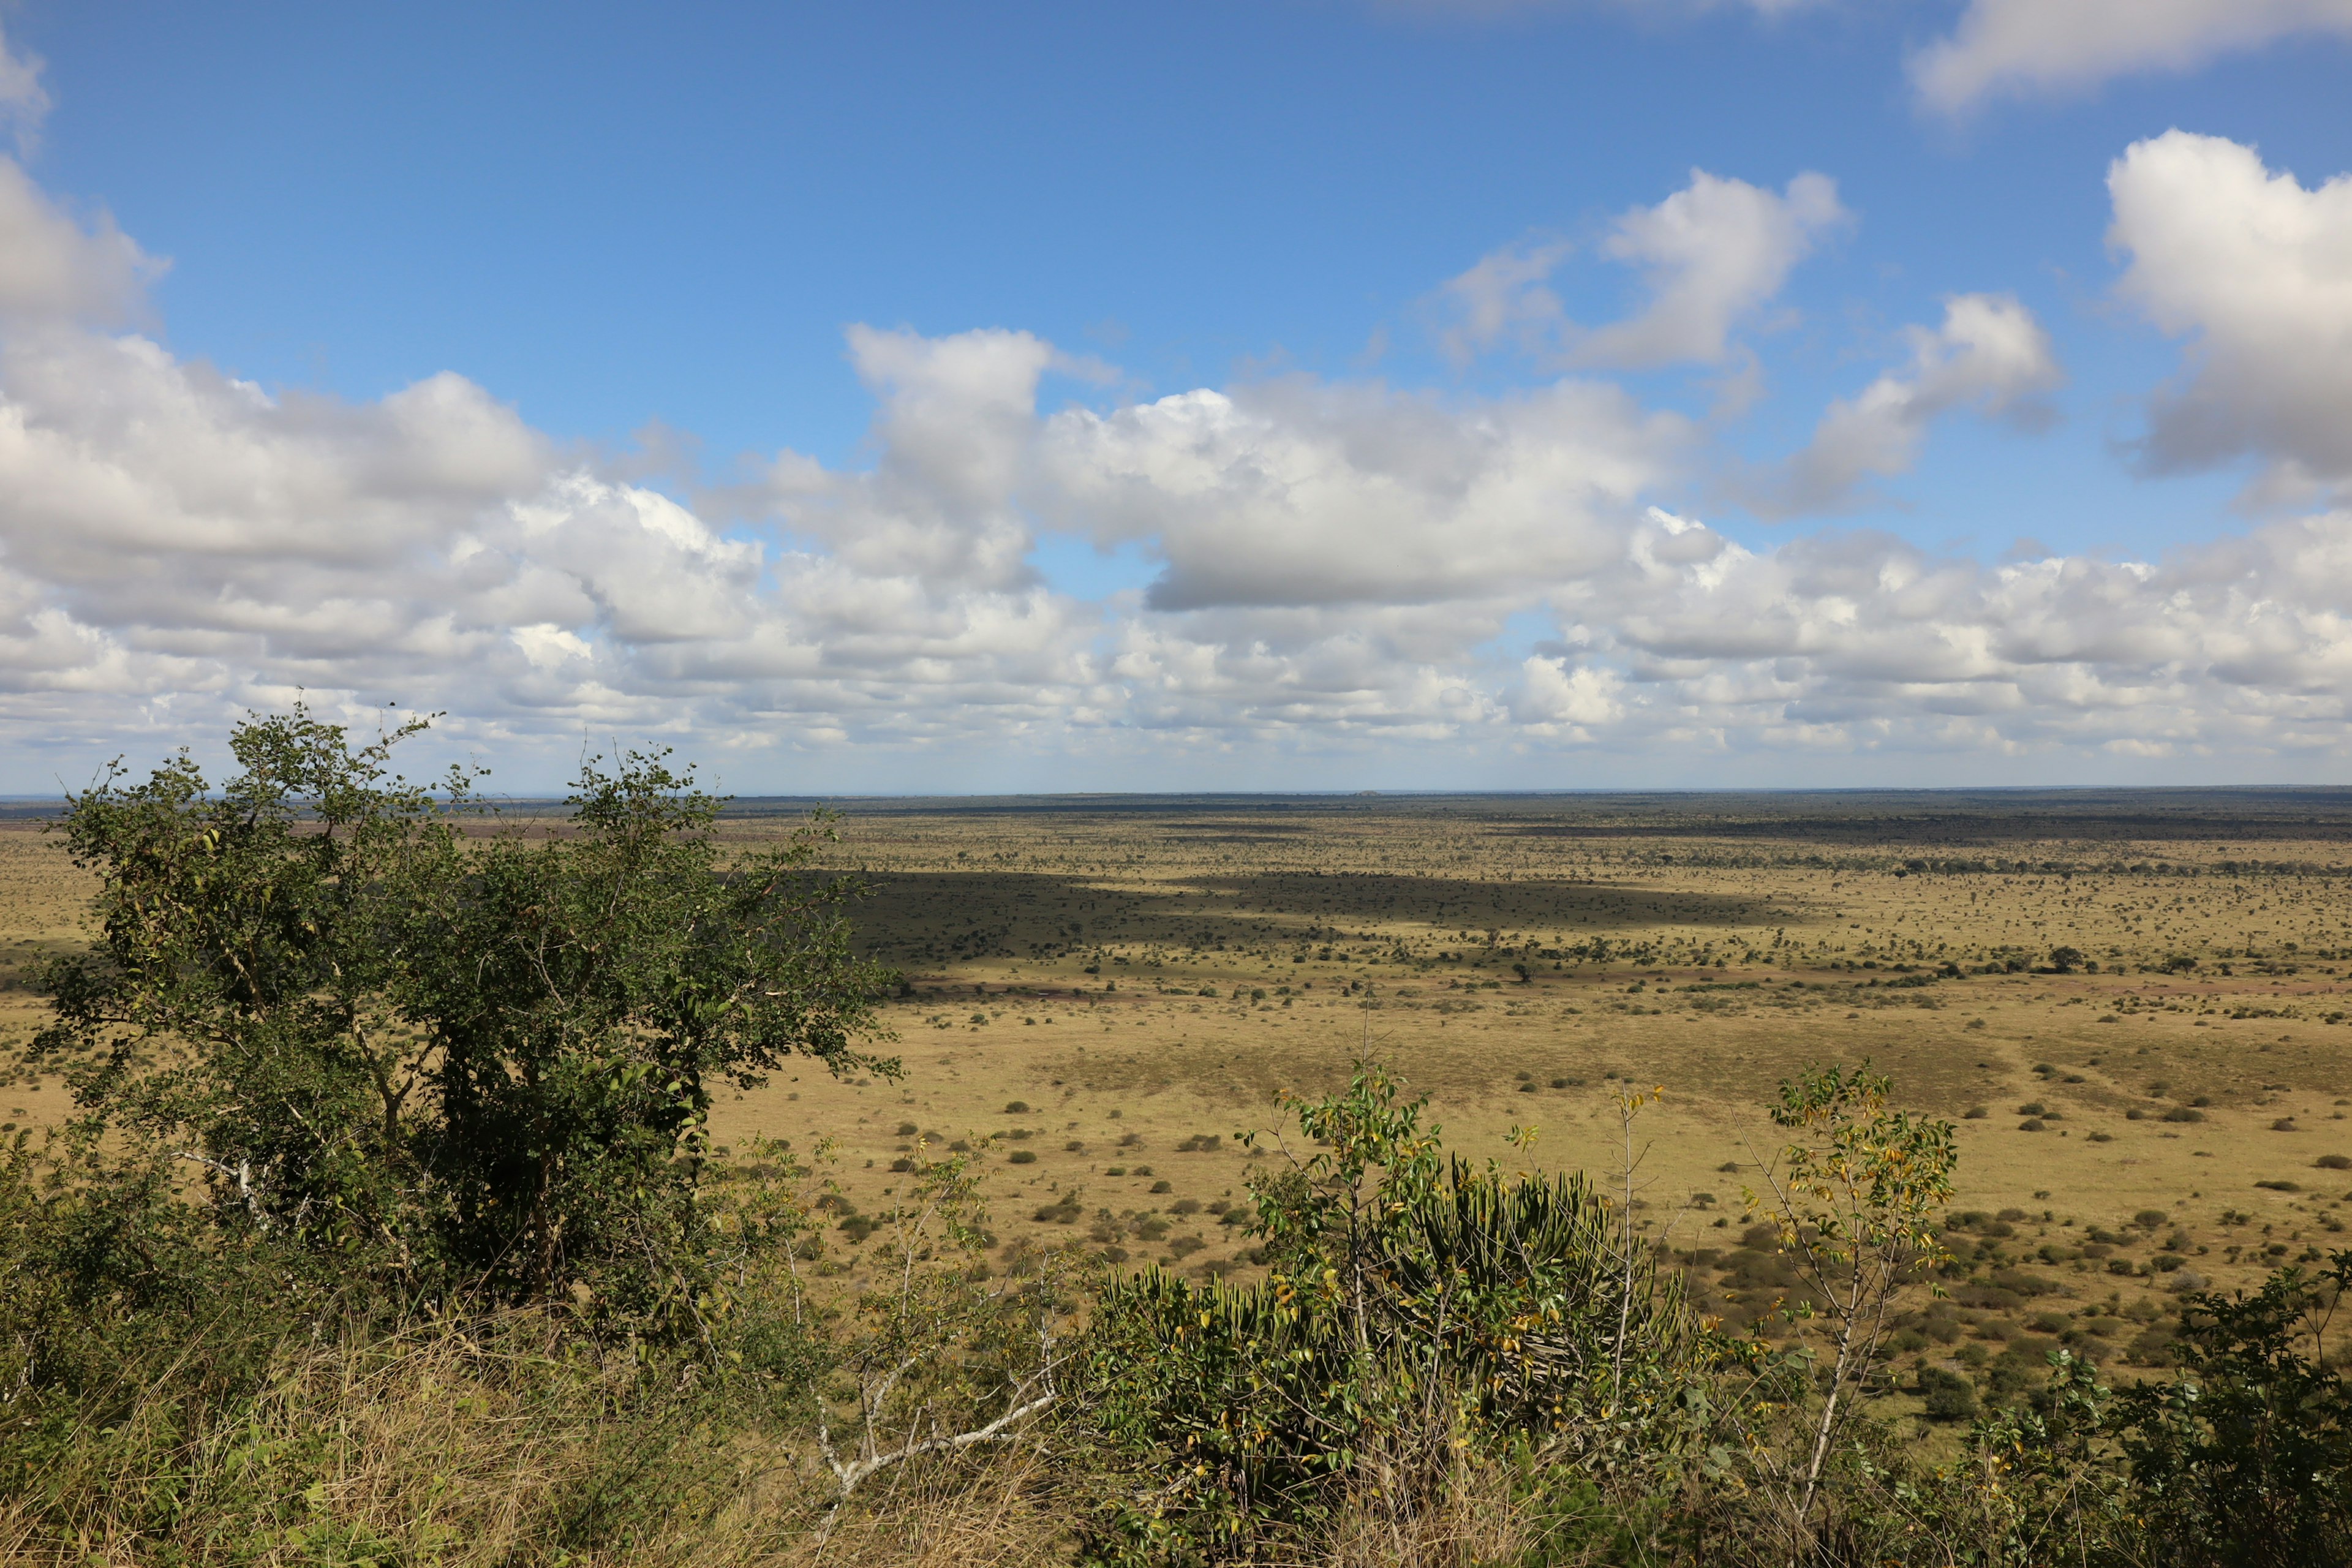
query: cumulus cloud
752 325 1057 590
0 159 163 322
1566 509 2352 761
0 34 160 322
1748 293 2062 515
2108 130 2352 502
1036 375 1683 609
1510 656 1624 731
1914 0 2352 113
0 151 2349 783
1575 170 1845 368
1433 238 1572 366
1435 170 1844 372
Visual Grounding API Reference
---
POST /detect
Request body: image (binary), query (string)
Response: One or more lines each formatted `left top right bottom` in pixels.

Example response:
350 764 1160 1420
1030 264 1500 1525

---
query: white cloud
1915 0 2352 113
1433 170 1844 372
1510 657 1624 729
1573 511 2352 761
0 26 48 153
0 154 2346 784
2108 130 2352 501
6 291 2352 782
1573 170 1846 368
1752 292 2062 514
748 325 1056 592
0 35 158 322
0 159 162 322
1433 237 1570 366
1035 374 1684 609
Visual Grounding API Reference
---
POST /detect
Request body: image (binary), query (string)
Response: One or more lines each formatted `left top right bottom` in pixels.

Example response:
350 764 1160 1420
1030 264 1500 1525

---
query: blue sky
2 1 2351 792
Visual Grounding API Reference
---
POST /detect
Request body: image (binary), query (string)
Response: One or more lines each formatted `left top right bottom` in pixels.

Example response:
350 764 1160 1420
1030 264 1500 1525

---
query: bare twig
170 1150 271 1229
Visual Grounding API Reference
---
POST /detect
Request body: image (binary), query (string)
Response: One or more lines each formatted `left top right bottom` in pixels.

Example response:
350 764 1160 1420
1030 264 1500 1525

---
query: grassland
9 786 2352 1385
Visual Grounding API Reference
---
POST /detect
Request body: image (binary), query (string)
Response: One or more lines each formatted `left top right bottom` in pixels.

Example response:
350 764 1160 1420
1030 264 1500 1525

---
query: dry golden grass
9 789 2352 1422
668 795 2352 1316
693 791 2352 1419
0 820 95 1141
0 1312 679 1566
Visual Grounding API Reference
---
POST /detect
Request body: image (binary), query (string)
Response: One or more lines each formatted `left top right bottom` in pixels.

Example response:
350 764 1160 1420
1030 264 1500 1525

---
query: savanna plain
8 789 2349 1411
747 791 2352 1381
7 783 2352 1564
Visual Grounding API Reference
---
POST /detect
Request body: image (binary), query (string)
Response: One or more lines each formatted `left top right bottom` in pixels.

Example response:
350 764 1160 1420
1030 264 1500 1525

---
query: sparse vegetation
6 741 2352 1561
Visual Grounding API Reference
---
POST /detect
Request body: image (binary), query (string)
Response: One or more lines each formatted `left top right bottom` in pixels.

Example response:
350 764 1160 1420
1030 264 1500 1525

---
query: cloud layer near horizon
2 106 2351 788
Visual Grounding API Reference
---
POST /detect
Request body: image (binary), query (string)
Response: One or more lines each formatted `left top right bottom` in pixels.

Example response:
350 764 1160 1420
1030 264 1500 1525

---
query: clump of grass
0 1308 790 1566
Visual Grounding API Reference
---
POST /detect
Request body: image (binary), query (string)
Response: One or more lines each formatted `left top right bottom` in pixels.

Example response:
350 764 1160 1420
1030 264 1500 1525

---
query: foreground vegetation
4 715 2351 1565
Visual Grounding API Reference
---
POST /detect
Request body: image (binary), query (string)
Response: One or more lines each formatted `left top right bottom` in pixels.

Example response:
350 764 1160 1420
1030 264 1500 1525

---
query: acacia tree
36 707 895 1313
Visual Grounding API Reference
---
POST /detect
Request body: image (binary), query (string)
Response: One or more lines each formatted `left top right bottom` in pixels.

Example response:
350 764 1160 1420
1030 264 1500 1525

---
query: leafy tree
2110 1251 2352 1564
34 706 895 1313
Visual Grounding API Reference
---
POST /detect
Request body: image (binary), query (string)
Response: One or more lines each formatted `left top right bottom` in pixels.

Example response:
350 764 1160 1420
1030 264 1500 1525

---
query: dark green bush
2109 1252 2352 1564
1918 1365 1979 1421
1081 1065 1703 1561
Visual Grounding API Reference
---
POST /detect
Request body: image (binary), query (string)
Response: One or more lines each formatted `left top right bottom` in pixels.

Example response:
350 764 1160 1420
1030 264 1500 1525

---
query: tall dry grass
1 1308 774 1567
0 1305 1117 1568
0 1307 1613 1568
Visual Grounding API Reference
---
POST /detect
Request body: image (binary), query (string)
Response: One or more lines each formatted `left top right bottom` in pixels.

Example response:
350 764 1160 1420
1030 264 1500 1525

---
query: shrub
26 708 892 1316
1919 1365 1980 1421
1083 1065 1705 1560
2108 1251 2352 1559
